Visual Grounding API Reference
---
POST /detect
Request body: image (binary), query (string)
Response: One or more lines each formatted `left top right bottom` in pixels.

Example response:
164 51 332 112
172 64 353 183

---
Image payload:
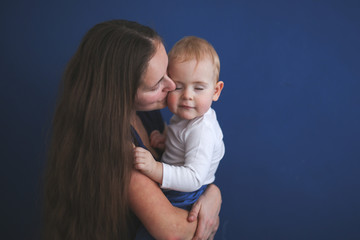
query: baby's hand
150 130 166 150
133 147 158 176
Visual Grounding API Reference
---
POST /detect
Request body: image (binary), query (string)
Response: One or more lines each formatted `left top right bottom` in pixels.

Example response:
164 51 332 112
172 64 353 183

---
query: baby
134 36 225 210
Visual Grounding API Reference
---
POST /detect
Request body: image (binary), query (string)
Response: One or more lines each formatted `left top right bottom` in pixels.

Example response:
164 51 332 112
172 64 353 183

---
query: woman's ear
213 81 224 101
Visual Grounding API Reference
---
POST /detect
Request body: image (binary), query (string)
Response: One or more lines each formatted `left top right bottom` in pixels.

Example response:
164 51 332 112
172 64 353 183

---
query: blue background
1 0 359 239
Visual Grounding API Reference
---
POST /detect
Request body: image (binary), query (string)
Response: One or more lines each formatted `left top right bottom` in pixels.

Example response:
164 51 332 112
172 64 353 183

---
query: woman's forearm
129 170 197 239
203 184 222 203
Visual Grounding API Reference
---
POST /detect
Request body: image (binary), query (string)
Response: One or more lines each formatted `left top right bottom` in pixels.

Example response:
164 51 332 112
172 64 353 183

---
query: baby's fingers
134 152 146 163
156 143 165 149
150 130 161 140
134 146 147 153
150 138 158 148
134 162 146 170
134 147 149 158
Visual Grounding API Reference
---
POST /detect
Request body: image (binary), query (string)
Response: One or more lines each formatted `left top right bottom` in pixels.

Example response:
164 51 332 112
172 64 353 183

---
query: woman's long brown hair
43 20 161 240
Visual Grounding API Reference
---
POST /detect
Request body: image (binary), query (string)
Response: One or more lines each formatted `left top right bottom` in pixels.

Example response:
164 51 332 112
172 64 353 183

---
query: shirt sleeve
161 121 215 192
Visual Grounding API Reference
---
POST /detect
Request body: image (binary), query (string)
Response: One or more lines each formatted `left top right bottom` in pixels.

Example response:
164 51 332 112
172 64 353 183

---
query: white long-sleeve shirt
161 108 225 192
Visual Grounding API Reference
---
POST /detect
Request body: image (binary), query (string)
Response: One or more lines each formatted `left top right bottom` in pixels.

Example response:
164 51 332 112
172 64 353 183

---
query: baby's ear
213 81 224 101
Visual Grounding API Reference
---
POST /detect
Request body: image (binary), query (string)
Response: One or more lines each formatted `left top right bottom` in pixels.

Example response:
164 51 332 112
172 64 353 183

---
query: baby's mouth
180 105 194 109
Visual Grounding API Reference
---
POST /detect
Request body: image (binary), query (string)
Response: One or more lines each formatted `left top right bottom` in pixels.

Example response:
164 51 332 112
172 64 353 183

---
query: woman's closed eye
148 80 162 91
151 84 160 91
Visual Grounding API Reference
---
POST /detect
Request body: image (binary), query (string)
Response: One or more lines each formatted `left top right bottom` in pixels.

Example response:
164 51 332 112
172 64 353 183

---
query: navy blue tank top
132 110 165 159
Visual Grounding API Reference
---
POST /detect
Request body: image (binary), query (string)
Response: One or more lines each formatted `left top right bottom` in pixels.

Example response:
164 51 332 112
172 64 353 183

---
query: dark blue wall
1 0 359 239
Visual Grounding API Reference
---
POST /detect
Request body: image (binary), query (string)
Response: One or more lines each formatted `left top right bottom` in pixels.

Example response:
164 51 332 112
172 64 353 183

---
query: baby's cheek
166 93 178 112
199 98 213 114
166 93 176 106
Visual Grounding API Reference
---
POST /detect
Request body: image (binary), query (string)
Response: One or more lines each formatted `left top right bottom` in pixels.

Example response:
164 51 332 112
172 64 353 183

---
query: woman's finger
192 219 206 240
188 201 200 222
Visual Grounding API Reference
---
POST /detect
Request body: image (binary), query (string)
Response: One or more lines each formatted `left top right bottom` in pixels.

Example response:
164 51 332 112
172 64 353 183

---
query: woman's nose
163 74 176 92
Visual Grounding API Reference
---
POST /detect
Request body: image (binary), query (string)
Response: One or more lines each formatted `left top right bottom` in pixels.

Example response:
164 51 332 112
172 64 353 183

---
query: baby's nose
182 88 193 100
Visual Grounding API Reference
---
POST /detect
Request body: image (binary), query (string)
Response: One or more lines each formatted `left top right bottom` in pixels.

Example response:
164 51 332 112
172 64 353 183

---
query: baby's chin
175 110 198 120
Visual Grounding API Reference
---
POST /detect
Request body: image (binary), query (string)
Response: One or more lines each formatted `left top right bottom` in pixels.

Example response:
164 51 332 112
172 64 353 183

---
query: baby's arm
134 147 163 184
161 124 223 192
161 148 214 192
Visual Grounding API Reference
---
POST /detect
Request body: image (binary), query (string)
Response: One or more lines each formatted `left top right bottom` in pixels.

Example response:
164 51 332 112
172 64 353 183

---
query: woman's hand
188 184 222 240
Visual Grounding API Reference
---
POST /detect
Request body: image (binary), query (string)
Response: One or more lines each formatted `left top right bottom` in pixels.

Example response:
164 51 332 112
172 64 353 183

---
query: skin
167 58 224 120
130 43 222 239
135 42 175 111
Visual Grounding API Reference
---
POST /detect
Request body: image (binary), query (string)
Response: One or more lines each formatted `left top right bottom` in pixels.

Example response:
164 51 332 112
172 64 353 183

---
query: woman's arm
188 184 222 240
129 170 197 240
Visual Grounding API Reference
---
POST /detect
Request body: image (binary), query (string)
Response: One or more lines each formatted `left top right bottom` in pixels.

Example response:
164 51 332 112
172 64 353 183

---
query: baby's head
167 36 224 120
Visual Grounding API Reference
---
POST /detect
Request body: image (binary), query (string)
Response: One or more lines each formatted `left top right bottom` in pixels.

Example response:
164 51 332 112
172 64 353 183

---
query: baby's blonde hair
168 36 220 82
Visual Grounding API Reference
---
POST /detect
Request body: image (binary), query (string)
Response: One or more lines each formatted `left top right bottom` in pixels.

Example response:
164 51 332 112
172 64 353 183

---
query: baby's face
167 58 217 120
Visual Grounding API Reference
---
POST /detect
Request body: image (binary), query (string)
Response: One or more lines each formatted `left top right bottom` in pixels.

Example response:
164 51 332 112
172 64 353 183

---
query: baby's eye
175 84 183 90
195 87 204 90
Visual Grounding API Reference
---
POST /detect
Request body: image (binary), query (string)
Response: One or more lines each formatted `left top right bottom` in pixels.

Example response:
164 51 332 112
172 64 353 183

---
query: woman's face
135 43 176 111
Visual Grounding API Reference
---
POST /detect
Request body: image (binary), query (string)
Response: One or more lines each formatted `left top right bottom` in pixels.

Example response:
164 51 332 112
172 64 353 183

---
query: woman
44 19 221 240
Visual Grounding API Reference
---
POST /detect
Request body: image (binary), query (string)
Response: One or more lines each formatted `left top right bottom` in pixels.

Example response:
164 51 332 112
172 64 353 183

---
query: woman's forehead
143 43 168 87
